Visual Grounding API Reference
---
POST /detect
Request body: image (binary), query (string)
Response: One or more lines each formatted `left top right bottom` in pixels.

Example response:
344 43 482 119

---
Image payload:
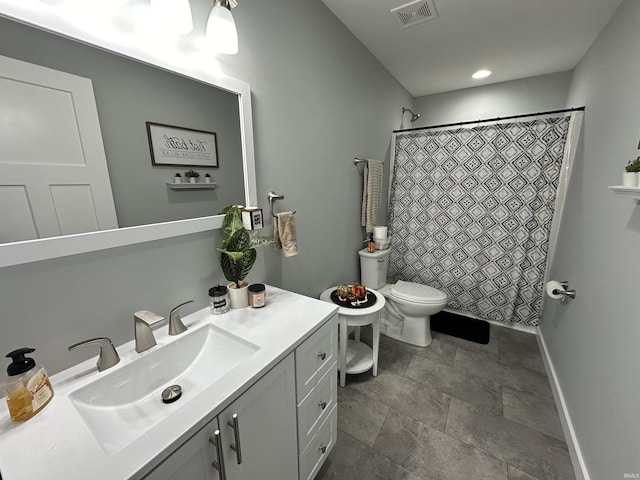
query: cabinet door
220 354 298 480
143 417 221 480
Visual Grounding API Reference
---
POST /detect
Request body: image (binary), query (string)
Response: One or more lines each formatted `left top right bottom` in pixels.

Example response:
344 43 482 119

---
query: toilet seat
389 280 447 305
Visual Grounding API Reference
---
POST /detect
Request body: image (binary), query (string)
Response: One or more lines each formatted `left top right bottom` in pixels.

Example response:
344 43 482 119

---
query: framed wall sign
146 122 219 167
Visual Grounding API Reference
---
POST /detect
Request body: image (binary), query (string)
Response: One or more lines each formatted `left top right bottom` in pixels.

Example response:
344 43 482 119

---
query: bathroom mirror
0 4 257 268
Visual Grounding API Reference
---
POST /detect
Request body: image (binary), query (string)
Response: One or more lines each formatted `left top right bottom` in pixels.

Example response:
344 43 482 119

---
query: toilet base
380 312 433 347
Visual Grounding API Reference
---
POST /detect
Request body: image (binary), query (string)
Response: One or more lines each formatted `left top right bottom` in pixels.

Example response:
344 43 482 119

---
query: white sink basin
69 324 260 454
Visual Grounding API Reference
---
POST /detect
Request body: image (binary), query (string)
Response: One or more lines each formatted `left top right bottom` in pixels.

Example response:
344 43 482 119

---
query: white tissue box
241 207 264 230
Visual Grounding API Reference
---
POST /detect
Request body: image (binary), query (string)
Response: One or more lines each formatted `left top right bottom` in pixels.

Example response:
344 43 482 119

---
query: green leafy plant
625 157 640 173
217 205 273 288
185 169 200 178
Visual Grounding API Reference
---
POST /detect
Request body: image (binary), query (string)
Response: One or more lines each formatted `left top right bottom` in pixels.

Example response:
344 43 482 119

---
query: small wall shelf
166 182 217 190
609 186 640 200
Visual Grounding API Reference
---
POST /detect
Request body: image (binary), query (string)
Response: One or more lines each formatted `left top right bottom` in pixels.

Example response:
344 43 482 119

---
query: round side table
320 287 386 387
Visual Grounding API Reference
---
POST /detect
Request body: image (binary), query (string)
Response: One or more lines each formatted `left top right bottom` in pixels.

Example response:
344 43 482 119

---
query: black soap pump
4 348 54 422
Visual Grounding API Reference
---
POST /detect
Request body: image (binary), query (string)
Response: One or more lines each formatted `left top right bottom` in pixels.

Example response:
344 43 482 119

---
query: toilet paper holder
553 281 577 302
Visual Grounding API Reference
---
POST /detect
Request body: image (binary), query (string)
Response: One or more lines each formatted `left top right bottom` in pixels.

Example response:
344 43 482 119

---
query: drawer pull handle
209 430 226 480
227 413 243 465
319 401 327 410
319 445 327 454
318 352 326 361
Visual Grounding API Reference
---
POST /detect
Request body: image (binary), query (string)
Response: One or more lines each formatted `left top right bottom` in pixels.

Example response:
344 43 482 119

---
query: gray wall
413 71 572 126
0 17 244 228
0 0 411 374
540 1 640 478
219 0 412 296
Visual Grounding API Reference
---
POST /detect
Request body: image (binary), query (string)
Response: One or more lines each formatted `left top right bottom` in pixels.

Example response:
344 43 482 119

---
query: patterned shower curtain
387 116 571 326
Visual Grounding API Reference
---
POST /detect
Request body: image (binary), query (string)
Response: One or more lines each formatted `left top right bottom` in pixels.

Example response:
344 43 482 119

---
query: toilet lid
390 280 448 304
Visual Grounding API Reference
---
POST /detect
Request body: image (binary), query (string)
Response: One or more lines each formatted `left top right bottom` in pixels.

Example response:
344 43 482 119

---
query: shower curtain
387 114 578 326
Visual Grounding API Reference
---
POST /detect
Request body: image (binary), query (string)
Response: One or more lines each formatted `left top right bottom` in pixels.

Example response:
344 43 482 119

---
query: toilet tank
359 248 391 289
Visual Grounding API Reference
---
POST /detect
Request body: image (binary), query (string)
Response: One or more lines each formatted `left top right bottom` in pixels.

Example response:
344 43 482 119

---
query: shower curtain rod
393 106 585 134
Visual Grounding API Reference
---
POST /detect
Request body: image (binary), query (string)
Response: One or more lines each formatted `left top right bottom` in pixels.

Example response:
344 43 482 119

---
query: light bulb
206 4 238 55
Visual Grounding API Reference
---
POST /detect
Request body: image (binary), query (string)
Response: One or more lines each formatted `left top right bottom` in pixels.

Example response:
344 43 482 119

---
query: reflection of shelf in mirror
166 182 217 190
609 186 640 200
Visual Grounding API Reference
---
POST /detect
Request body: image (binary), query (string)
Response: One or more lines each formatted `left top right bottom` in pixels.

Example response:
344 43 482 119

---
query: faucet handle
68 337 120 372
169 300 194 336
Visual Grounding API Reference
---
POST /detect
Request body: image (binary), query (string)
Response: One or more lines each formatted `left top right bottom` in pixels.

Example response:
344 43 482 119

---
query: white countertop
0 286 337 480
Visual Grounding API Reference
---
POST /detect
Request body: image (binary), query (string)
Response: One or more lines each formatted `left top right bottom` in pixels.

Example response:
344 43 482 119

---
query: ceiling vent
391 0 438 29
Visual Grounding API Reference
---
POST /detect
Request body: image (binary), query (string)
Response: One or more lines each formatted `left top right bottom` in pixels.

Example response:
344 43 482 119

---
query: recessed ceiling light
472 69 492 79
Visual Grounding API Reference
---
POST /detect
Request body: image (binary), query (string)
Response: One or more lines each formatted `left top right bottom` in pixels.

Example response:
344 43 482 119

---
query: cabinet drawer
297 361 337 452
295 314 337 401
298 404 337 480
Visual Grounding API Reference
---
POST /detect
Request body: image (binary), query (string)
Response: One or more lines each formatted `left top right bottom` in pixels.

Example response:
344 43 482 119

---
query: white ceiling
321 0 624 97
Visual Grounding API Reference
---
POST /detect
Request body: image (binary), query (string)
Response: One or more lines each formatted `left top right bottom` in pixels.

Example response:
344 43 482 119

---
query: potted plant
217 205 273 308
174 172 182 184
204 173 212 184
185 169 200 183
623 157 640 187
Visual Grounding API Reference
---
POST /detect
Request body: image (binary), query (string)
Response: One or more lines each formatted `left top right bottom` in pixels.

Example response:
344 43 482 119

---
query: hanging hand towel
361 159 383 233
274 212 298 257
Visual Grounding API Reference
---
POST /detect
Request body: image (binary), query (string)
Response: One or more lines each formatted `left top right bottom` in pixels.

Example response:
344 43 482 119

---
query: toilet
359 248 448 347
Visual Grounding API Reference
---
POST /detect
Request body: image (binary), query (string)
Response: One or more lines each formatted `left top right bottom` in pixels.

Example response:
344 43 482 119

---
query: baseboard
536 327 590 480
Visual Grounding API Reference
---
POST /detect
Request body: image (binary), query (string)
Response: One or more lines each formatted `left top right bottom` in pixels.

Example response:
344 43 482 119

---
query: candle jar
248 283 266 308
209 285 229 315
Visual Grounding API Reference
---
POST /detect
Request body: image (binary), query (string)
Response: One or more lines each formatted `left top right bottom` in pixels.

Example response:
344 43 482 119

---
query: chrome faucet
169 300 193 336
134 310 165 353
68 337 120 372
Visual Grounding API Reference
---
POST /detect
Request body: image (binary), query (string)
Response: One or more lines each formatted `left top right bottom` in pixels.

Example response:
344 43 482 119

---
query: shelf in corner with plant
610 156 640 199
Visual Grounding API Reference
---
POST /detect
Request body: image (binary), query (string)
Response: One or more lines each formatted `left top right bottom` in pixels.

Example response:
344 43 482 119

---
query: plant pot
227 282 249 308
623 172 638 187
189 177 197 184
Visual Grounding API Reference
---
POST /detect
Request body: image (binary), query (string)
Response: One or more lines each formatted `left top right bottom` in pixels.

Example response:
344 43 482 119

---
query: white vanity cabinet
143 313 338 480
144 354 297 480
295 316 338 480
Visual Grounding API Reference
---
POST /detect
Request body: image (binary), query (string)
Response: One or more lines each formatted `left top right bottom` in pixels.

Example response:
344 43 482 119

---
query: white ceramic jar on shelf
622 171 638 187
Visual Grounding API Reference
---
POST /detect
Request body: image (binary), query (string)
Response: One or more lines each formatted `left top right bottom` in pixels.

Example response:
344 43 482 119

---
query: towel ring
268 191 296 218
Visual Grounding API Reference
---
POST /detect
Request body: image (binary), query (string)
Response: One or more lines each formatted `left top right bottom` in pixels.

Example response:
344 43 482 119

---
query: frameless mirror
0 2 257 267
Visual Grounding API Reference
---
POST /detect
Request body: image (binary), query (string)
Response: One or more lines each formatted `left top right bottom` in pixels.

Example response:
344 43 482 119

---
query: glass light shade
150 0 193 35
206 5 239 55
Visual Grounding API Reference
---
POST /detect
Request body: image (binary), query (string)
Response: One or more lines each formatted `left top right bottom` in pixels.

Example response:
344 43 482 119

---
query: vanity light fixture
150 0 193 34
472 69 492 79
206 0 239 55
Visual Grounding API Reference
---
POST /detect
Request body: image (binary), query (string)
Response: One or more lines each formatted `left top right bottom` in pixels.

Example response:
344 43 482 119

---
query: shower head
403 107 421 122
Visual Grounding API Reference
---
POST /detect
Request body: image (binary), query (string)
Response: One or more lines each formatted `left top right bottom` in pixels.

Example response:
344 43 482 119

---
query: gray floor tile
503 386 565 441
405 354 503 415
454 347 554 400
375 409 508 480
445 398 575 480
336 381 389 447
350 368 450 432
497 330 545 374
433 328 500 359
508 465 541 480
491 324 536 344
315 430 422 480
377 340 415 376
361 329 457 367
414 333 459 366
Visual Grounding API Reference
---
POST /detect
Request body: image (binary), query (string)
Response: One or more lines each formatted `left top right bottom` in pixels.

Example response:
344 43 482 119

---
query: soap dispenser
4 348 54 422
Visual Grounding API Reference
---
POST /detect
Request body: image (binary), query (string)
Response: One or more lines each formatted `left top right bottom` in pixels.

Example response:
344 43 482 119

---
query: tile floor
316 324 576 480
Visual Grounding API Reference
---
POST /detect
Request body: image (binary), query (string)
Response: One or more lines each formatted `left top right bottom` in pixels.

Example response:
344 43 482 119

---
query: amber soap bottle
4 348 54 422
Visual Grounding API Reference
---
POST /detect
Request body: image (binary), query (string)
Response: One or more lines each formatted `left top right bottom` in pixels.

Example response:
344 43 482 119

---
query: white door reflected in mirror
0 55 118 244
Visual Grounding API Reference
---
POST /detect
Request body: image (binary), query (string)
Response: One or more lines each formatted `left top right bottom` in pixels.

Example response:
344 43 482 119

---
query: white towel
361 159 383 233
274 212 298 257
